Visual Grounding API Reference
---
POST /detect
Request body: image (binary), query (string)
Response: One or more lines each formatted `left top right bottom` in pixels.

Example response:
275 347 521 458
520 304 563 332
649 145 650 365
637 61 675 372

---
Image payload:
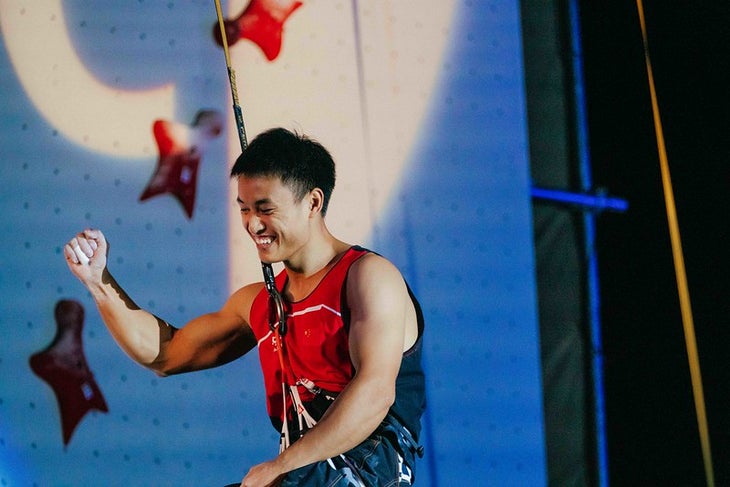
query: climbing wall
0 1 546 485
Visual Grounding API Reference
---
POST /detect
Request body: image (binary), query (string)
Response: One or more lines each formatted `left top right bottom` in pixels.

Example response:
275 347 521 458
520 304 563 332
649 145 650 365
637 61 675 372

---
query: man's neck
283 232 350 300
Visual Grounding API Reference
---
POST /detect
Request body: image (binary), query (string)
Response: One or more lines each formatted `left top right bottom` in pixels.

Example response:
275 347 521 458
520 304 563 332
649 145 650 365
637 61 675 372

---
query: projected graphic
0 0 175 157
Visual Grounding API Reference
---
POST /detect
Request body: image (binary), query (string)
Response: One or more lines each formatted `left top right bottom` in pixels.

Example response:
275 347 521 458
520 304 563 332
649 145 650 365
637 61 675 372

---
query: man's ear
308 188 325 215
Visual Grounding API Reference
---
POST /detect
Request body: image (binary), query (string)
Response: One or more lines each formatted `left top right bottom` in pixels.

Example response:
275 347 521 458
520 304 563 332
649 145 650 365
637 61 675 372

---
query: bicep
157 284 260 375
346 256 408 382
163 313 254 374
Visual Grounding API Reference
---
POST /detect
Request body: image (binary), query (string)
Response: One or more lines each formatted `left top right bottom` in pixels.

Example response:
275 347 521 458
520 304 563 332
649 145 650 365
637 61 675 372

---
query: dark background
579 2 730 485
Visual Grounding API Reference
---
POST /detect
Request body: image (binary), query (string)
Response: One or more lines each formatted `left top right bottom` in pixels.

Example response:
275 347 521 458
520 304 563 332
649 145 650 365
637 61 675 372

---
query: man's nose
247 214 264 234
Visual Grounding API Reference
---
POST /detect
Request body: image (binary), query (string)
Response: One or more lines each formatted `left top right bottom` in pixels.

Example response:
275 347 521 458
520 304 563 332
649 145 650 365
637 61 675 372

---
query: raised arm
64 228 259 376
241 253 418 485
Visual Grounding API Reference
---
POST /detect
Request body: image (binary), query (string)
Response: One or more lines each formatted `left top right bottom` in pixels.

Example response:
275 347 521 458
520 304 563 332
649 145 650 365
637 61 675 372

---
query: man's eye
240 207 250 214
260 208 274 215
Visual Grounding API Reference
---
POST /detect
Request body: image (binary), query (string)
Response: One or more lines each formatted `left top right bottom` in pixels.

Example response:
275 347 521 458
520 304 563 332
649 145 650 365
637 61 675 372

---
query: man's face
236 175 311 264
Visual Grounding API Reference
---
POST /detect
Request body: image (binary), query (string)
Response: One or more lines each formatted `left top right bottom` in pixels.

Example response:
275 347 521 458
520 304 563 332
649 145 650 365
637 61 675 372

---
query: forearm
276 375 394 473
89 270 171 368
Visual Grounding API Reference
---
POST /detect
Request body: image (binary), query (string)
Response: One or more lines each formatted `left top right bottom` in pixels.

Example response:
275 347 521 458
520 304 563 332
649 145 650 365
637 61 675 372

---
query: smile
254 236 275 246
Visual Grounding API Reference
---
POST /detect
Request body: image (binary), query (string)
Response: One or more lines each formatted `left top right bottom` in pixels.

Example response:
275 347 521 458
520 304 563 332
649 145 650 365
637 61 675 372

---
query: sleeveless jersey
248 246 426 441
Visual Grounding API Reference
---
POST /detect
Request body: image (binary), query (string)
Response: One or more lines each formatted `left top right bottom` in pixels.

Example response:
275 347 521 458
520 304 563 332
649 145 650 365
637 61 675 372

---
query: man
65 128 425 486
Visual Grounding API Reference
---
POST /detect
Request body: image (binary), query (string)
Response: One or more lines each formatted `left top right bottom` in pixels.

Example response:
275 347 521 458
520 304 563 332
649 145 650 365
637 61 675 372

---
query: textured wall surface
0 1 545 485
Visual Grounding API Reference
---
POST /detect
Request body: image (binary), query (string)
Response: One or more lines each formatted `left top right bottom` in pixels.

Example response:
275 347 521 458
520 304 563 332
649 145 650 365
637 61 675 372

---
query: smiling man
65 127 426 486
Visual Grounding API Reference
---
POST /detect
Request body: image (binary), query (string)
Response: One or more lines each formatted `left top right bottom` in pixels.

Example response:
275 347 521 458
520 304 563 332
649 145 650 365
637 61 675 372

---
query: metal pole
568 1 610 484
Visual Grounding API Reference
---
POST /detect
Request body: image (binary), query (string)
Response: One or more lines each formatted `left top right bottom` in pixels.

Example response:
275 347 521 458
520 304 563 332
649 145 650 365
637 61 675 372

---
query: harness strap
274 324 323 452
278 381 290 453
381 414 424 458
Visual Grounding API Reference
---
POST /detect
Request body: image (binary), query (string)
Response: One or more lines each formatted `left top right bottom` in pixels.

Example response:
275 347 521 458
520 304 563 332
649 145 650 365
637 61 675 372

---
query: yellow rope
635 2 714 485
213 0 248 150
213 0 241 105
213 0 232 68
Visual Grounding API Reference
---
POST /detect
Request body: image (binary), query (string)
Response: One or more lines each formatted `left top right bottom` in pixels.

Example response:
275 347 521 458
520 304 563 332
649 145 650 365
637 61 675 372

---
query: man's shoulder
229 281 267 311
347 250 404 286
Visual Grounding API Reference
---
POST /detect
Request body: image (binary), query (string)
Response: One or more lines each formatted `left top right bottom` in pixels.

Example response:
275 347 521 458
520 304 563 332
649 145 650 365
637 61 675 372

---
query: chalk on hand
73 245 90 265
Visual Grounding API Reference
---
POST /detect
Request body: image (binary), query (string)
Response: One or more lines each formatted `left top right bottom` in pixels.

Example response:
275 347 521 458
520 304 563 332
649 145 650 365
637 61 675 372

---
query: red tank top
248 246 368 429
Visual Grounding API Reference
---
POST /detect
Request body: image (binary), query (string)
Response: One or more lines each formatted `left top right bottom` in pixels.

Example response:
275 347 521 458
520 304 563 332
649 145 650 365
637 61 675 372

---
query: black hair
230 128 336 215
